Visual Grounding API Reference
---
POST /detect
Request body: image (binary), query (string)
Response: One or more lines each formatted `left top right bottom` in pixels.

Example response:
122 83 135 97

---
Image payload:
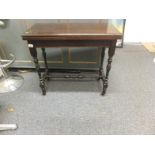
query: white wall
124 19 155 42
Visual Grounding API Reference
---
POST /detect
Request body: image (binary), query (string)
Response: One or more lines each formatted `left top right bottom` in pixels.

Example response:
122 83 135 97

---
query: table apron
27 40 115 48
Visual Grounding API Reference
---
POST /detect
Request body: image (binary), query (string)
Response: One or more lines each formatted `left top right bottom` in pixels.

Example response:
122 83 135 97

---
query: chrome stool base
0 53 23 132
0 73 24 93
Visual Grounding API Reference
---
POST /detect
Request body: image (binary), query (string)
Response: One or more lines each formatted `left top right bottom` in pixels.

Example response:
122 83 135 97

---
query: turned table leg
102 40 116 95
28 44 46 95
98 47 105 80
42 48 49 80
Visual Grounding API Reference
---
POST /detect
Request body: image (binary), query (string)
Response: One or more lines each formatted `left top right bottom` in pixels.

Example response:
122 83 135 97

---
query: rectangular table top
22 23 122 40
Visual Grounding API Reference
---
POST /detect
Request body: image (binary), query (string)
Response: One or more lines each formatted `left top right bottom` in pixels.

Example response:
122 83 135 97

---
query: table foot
40 84 46 95
101 90 106 96
40 78 46 95
101 79 108 95
42 87 46 95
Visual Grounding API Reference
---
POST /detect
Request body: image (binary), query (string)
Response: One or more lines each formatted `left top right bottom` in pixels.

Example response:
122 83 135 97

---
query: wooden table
22 22 122 95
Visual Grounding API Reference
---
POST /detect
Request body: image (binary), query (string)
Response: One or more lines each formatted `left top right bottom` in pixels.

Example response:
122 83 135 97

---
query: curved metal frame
0 53 19 132
0 53 15 68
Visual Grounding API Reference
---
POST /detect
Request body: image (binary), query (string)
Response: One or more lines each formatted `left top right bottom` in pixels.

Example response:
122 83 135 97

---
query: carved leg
29 45 46 95
102 40 116 95
41 48 49 81
98 47 105 80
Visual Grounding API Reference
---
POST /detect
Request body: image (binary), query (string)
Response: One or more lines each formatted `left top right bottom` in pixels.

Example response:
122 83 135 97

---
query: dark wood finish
98 47 105 80
41 48 49 80
102 40 116 95
29 47 46 95
27 40 112 48
22 23 122 40
22 22 122 95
